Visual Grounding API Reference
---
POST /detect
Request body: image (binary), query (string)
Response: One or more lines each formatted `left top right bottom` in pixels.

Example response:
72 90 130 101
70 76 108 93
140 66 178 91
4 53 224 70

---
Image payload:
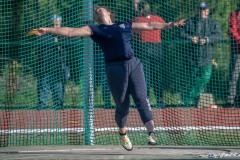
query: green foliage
1 0 240 107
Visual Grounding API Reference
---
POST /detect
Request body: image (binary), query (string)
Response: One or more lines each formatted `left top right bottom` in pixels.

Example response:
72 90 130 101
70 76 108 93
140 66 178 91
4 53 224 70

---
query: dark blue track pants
105 57 153 128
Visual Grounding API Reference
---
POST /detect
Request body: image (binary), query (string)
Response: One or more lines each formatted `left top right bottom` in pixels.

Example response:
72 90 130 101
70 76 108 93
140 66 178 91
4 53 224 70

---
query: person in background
180 2 222 107
35 14 70 110
35 6 184 150
133 0 166 108
227 1 240 108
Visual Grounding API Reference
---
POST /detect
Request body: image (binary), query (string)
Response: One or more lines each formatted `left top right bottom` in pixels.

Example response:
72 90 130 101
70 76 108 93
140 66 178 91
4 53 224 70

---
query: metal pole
83 0 94 145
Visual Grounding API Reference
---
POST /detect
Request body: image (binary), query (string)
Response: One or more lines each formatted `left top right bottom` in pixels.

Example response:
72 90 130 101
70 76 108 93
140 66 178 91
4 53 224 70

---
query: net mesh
0 0 240 147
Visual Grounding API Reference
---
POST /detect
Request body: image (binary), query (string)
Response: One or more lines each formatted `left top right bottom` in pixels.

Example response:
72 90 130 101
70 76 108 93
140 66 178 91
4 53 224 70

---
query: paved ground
1 146 240 159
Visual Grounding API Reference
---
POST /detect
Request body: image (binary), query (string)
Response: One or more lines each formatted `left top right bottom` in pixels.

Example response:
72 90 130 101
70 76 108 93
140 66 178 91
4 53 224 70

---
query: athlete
35 6 185 151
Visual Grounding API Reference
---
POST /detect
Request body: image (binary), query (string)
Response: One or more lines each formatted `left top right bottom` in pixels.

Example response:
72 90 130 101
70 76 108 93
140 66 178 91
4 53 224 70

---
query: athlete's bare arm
132 19 185 32
37 25 92 37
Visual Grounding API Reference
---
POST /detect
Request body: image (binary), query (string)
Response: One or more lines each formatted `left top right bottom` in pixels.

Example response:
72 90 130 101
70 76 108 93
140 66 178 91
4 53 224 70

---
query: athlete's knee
114 98 130 113
115 108 129 117
115 109 129 128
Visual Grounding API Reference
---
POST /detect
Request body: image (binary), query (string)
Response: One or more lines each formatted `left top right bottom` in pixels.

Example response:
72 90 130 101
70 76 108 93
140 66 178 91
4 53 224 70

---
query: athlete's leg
105 62 132 150
129 59 157 145
105 62 130 129
128 60 154 132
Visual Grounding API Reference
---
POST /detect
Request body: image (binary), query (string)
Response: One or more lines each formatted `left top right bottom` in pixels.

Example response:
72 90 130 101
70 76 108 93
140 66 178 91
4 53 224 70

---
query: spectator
133 0 166 108
227 1 240 108
180 2 222 107
35 14 70 110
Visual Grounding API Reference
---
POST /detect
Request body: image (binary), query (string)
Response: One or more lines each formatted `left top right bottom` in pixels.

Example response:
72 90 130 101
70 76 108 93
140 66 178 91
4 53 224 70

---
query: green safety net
0 0 240 147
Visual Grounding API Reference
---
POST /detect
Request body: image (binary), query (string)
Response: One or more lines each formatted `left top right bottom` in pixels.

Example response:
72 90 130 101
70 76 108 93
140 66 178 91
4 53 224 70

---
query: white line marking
1 126 240 134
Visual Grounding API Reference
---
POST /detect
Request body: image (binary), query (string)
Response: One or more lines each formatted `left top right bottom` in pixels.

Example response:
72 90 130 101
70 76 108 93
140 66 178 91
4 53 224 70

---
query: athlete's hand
27 28 47 36
36 28 48 36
